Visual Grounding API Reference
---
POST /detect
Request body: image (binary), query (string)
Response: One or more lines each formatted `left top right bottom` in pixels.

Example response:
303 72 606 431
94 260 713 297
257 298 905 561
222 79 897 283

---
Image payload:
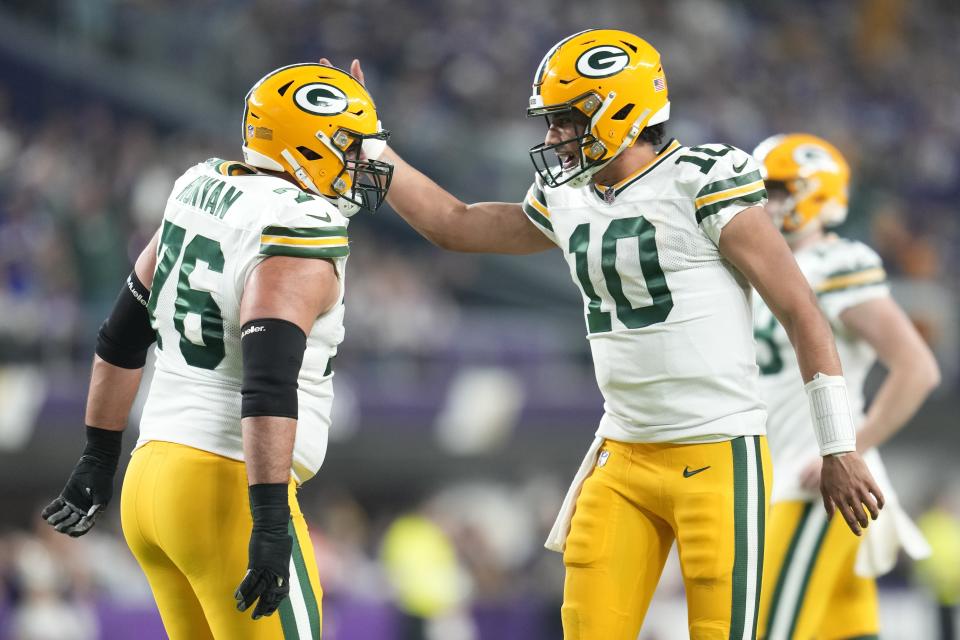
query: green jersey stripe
289 521 321 639
260 244 350 259
696 170 763 199
696 188 766 223
262 225 348 239
523 200 554 232
531 182 547 208
823 266 884 281
729 436 748 640
816 280 887 297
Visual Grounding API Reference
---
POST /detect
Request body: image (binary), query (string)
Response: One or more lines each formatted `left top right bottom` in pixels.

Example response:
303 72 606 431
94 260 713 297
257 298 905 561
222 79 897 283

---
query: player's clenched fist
235 484 293 620
42 426 122 537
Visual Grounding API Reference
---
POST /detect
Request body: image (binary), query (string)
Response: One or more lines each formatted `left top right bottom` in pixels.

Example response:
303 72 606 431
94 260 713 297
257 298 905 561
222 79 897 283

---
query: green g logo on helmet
293 83 349 116
576 45 630 78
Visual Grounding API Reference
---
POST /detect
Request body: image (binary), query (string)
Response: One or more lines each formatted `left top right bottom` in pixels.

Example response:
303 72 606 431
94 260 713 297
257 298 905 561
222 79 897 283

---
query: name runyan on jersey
753 236 892 501
138 158 349 483
524 140 768 443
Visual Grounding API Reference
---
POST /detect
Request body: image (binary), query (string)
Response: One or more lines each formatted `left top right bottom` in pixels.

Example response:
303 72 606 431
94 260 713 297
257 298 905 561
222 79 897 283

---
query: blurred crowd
0 0 957 369
1 1 959 637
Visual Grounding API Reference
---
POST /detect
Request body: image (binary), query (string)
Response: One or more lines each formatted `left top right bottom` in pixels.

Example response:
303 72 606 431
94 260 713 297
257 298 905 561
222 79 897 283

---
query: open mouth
558 152 579 171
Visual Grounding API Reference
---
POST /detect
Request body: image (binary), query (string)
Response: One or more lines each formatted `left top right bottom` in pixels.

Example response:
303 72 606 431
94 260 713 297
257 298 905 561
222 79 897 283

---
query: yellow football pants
562 436 771 640
120 441 323 639
758 500 878 640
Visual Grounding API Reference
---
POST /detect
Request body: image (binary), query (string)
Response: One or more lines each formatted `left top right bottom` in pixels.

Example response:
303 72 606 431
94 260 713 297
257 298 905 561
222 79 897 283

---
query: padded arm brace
240 318 307 420
95 272 156 369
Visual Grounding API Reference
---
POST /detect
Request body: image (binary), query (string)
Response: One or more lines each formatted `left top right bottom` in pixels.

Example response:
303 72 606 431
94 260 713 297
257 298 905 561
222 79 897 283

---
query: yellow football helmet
752 133 850 234
527 29 670 188
242 63 392 215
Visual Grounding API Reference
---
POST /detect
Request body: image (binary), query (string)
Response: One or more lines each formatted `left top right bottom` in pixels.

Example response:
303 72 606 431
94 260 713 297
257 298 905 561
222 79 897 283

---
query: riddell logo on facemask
241 325 266 339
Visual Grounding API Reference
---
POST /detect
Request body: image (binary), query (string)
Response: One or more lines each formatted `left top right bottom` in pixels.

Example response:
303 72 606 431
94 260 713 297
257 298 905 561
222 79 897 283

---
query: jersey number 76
147 220 226 370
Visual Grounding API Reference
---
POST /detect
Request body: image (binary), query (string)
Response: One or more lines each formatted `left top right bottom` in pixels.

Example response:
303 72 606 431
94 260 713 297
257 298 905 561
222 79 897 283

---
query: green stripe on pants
729 436 748 640
785 516 830 638
764 503 813 637
289 520 322 638
752 437 766 638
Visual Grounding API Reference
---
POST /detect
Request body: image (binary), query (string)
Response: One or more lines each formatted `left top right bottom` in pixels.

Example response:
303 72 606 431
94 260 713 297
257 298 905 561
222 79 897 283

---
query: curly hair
639 122 666 147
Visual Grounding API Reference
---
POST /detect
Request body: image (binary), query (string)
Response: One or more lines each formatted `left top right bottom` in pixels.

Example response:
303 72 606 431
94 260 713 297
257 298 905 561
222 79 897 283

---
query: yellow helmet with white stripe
527 29 670 188
752 133 850 234
242 63 393 215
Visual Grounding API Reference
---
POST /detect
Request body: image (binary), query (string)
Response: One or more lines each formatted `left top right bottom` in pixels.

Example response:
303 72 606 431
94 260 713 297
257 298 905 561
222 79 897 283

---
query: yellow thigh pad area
120 441 323 639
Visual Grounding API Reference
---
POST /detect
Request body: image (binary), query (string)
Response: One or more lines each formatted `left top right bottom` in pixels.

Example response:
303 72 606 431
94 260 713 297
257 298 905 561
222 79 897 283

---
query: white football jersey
138 158 350 483
752 235 891 502
524 140 768 443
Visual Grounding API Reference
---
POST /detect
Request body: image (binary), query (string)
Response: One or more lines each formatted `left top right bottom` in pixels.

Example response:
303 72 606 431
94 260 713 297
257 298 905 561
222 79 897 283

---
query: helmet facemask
528 92 612 189
315 126 393 216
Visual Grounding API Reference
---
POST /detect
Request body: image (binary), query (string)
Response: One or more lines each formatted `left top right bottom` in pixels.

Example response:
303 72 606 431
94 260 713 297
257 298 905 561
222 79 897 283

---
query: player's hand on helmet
820 451 884 536
235 484 292 620
318 58 366 87
42 427 122 537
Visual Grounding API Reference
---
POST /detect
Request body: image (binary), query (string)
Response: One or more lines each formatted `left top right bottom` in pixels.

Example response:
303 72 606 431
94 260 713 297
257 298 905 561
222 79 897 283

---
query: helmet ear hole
296 146 323 161
610 103 635 121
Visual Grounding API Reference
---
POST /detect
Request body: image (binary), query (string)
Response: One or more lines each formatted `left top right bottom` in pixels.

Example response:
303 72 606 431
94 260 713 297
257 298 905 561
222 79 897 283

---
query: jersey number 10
568 215 674 333
147 220 226 370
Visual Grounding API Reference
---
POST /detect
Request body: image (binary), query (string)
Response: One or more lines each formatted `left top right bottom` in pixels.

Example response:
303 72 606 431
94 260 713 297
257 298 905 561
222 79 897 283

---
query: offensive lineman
41 64 393 639
325 29 883 639
752 134 939 640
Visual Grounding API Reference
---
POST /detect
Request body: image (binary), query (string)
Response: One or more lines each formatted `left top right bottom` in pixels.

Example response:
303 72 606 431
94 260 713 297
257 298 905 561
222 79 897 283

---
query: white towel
855 495 931 578
545 436 605 553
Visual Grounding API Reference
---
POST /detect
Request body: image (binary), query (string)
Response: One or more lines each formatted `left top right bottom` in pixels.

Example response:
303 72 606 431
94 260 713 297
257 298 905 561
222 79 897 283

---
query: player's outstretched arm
233 254 338 620
380 146 555 254
42 231 159 537
319 57 554 255
718 207 884 535
841 297 940 452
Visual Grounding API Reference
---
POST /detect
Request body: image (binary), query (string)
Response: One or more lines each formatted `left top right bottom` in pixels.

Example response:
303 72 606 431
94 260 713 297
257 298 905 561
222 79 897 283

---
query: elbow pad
95 272 156 369
240 318 307 420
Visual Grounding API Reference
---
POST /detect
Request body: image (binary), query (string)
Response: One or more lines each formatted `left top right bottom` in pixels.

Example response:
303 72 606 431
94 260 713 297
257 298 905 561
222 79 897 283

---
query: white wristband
804 373 857 456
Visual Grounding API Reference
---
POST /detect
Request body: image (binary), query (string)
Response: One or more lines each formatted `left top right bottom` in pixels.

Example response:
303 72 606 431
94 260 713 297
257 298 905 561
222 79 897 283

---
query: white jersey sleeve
687 145 768 246
238 187 350 292
521 175 559 245
812 240 889 323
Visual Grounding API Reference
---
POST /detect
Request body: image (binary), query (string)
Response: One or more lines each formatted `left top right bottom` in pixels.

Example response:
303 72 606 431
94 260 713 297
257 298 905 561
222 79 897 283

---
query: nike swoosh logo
683 465 710 478
306 212 332 223
732 159 749 173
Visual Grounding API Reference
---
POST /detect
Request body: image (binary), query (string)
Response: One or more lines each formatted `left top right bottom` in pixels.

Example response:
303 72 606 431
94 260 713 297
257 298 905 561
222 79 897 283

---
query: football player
41 63 392 639
325 29 884 639
752 134 939 640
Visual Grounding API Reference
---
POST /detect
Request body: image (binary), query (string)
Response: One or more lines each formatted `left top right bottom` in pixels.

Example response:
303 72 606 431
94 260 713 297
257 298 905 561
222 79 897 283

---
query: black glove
42 426 122 537
235 483 292 620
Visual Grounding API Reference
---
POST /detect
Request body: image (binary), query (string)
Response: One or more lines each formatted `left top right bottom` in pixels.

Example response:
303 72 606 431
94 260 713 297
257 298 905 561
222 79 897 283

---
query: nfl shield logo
603 187 616 204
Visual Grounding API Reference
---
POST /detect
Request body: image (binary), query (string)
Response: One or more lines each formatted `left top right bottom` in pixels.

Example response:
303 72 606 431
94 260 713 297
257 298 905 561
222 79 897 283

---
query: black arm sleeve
240 318 307 420
95 272 156 369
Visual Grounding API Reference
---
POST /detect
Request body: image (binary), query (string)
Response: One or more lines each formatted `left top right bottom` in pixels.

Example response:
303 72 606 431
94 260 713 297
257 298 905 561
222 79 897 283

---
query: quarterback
326 29 883 639
752 134 939 640
41 63 392 638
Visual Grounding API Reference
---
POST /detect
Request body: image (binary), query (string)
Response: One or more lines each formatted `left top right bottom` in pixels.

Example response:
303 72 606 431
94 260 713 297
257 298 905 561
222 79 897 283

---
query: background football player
40 63 392 638
752 134 939 640
323 28 883 639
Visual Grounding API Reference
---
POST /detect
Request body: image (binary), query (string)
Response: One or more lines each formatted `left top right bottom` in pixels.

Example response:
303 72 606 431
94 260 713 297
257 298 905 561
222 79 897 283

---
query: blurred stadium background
0 0 959 638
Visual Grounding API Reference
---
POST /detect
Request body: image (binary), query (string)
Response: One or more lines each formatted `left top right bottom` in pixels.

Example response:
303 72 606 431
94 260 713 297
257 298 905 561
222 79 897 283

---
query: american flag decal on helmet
653 77 666 91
